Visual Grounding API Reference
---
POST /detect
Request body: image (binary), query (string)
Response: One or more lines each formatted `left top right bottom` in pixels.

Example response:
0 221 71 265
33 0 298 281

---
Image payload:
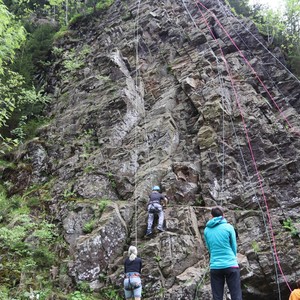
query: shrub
32 248 55 268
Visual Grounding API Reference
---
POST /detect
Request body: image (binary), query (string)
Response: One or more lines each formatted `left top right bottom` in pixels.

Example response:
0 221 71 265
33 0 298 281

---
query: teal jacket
204 216 238 269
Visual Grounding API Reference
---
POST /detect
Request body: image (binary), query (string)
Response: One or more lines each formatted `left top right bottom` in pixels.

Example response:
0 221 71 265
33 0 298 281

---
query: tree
0 1 50 153
283 0 300 73
0 0 26 130
226 0 252 17
244 0 300 76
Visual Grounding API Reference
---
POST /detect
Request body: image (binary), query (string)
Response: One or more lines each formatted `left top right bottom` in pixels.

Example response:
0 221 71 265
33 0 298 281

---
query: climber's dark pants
210 267 242 300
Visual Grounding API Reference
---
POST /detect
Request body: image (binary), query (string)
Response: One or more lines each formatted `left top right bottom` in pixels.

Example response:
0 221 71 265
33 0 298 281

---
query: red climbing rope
188 0 293 292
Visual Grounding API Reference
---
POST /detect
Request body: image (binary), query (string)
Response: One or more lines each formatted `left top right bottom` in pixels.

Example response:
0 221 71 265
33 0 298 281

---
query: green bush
12 23 57 87
68 291 94 300
99 285 123 300
283 218 299 238
0 226 28 252
32 248 55 268
77 281 92 293
96 0 114 10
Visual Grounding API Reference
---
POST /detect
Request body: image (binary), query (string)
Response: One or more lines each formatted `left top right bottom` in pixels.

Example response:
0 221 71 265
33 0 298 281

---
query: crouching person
124 246 142 300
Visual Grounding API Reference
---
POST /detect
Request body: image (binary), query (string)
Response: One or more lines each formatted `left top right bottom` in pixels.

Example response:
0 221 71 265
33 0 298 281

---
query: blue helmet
152 186 160 191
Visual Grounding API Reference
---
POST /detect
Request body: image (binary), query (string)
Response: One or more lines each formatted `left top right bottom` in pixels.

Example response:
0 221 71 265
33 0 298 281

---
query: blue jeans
210 267 242 300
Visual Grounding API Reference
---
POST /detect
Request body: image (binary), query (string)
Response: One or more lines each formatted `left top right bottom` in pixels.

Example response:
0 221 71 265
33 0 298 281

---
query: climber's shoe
146 229 153 236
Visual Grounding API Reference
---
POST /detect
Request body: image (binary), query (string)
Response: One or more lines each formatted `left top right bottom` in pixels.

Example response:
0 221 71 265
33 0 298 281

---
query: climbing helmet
152 186 160 191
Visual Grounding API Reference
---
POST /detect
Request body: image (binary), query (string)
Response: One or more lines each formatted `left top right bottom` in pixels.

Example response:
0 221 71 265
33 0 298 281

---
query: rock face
4 0 300 299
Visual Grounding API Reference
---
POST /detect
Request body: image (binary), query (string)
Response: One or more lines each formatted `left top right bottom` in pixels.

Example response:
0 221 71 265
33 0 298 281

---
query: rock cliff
3 0 300 299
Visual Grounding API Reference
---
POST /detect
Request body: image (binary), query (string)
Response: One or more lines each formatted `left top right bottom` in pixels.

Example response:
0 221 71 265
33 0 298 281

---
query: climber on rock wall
145 185 168 236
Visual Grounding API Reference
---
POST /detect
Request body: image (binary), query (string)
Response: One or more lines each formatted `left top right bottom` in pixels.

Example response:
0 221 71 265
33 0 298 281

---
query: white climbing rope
180 0 290 298
134 0 142 248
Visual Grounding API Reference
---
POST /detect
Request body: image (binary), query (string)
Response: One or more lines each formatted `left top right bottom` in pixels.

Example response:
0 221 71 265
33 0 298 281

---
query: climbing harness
124 275 141 291
148 203 161 214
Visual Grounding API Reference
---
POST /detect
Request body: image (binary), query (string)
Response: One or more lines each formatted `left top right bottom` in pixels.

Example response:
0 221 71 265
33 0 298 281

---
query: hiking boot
146 229 152 236
157 227 164 232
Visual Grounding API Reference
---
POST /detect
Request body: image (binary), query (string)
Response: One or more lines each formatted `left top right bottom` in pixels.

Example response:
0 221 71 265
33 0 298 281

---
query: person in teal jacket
204 206 243 300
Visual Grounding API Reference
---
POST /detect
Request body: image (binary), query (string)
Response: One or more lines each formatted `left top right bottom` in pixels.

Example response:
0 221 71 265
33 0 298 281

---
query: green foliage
52 46 65 57
69 13 86 27
12 23 57 87
154 255 162 262
68 291 94 300
83 219 96 234
0 183 69 298
283 218 299 237
33 221 57 245
63 188 76 199
0 4 27 150
0 68 50 153
63 56 84 72
107 172 116 188
0 5 53 154
32 247 55 268
194 196 204 206
53 27 71 41
99 285 123 300
0 159 15 169
63 46 91 73
21 116 50 140
95 0 114 10
98 199 109 214
0 287 9 299
22 288 51 300
0 2 26 72
253 8 286 46
0 225 28 252
77 281 92 293
251 241 260 254
84 165 95 173
225 0 252 16
246 0 300 76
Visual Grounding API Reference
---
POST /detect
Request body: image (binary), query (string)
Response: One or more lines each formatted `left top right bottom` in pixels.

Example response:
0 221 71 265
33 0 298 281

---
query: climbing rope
217 0 298 132
180 0 227 206
189 0 293 293
196 0 300 138
134 0 142 248
216 0 300 86
210 6 294 295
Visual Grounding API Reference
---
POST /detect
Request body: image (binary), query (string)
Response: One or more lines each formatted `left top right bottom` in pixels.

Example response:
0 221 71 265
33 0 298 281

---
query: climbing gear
126 273 140 278
152 186 160 191
124 278 141 290
148 203 161 214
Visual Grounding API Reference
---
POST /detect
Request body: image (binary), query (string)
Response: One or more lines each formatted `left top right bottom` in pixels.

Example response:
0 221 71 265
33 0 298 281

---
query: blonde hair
128 245 137 261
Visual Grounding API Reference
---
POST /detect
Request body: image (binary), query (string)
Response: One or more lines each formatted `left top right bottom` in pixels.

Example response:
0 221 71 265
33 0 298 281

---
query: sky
248 0 284 11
